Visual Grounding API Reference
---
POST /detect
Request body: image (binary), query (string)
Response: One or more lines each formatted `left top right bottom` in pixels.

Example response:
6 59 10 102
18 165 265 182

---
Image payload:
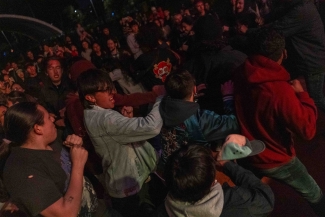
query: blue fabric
255 157 322 203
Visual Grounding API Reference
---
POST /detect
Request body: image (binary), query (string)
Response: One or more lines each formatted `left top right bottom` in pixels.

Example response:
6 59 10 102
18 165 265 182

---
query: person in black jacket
156 135 274 217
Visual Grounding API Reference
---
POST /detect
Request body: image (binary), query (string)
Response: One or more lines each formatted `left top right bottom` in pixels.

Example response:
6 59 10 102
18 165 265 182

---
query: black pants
111 174 168 217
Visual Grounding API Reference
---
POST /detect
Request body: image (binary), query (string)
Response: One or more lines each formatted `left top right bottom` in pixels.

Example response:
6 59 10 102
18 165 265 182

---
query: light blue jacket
84 98 162 198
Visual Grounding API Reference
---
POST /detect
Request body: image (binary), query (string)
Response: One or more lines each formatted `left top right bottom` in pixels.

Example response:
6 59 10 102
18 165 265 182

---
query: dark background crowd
0 0 325 216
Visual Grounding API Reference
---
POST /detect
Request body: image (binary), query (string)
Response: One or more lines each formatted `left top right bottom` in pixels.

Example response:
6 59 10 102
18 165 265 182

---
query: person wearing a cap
233 27 325 215
157 134 274 217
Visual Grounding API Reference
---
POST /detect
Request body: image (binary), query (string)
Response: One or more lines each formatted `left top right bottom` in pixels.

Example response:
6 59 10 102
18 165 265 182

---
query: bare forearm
62 166 84 216
40 166 84 217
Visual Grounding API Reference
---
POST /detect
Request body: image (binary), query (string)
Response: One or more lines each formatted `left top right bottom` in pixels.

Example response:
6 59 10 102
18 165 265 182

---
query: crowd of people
0 0 325 216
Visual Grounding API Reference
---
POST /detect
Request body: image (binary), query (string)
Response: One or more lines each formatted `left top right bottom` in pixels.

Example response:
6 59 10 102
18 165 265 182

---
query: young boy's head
164 70 196 101
164 145 216 203
249 27 285 62
77 69 115 109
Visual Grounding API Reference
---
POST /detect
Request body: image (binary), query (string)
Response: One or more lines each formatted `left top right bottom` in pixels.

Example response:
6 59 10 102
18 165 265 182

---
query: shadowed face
46 60 62 85
236 0 245 13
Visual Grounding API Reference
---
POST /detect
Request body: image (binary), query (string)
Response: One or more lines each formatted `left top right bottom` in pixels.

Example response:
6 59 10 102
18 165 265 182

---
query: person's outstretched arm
220 161 274 216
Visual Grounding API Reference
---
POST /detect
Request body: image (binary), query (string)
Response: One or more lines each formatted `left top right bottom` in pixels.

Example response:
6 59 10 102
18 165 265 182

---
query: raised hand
221 80 234 96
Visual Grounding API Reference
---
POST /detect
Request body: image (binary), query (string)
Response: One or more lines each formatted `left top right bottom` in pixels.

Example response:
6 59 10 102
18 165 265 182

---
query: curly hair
249 27 285 62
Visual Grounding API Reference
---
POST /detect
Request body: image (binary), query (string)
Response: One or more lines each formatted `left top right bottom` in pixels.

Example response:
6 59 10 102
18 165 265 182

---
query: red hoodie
233 55 317 169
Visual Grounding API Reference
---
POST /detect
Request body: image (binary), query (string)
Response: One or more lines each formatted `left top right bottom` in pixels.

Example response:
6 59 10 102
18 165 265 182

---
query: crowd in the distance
0 0 325 216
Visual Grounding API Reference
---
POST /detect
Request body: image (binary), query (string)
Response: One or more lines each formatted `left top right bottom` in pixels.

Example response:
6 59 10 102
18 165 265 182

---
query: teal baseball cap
217 134 265 161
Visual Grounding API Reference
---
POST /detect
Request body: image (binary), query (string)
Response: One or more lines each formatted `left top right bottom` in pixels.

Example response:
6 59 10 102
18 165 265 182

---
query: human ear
283 49 287 60
85 94 96 103
33 124 43 135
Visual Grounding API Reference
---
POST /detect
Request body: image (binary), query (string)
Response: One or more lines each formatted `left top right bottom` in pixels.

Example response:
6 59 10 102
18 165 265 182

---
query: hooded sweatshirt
233 55 317 169
159 97 239 166
161 161 274 217
165 182 224 217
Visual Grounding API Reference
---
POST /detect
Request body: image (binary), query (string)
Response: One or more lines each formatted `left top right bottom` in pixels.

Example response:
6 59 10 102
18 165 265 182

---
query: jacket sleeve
269 3 308 37
277 90 317 140
103 98 163 143
198 110 240 142
221 161 274 216
114 92 157 107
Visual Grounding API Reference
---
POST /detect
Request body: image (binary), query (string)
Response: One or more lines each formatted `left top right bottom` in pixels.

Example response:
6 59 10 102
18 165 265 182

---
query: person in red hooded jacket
233 27 325 216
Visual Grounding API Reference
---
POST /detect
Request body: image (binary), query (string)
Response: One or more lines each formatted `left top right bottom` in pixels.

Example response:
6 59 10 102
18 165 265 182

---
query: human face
46 60 62 85
236 0 245 13
103 28 110 36
205 2 210 10
0 81 5 90
174 14 182 25
93 87 115 109
0 105 7 126
184 9 191 16
182 22 193 34
196 1 205 14
11 62 18 69
131 24 139 33
37 105 57 144
27 51 34 60
12 83 24 92
154 19 161 27
82 41 89 49
164 10 170 17
43 45 49 52
151 7 157 14
3 75 9 83
107 39 117 52
17 71 25 79
92 43 101 53
27 65 37 77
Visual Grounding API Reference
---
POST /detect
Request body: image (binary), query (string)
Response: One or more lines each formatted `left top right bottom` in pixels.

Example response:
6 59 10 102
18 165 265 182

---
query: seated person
158 70 239 170
1 102 98 216
158 134 274 216
77 69 164 217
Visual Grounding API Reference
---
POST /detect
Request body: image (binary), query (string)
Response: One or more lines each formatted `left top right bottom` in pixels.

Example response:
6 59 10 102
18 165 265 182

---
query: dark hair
164 145 216 203
0 93 8 107
249 27 285 62
106 37 119 45
194 0 205 5
43 56 63 70
92 41 101 48
165 70 195 100
136 25 164 51
7 91 29 105
181 16 194 26
4 102 44 145
77 69 115 109
129 20 139 28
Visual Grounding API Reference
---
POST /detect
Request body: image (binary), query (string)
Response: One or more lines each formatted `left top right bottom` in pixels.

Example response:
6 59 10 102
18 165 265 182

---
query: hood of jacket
243 55 290 84
165 182 224 217
159 96 199 127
